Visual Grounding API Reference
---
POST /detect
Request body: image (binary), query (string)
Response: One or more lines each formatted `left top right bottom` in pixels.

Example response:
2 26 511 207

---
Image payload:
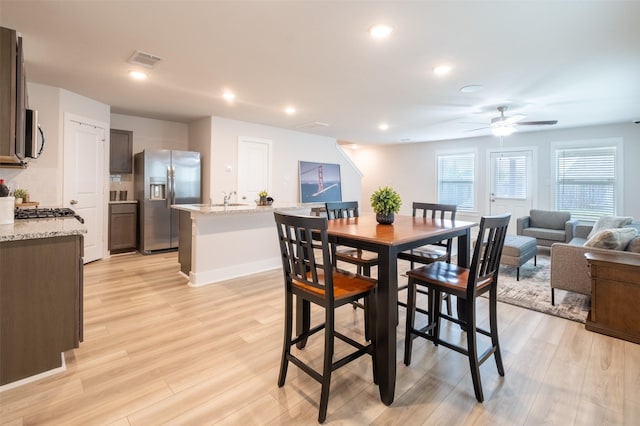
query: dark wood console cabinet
109 129 133 174
585 252 640 344
0 235 83 385
109 202 137 254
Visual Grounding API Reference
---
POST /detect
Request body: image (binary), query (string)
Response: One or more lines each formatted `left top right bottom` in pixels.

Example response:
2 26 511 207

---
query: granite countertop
171 202 319 216
0 218 87 242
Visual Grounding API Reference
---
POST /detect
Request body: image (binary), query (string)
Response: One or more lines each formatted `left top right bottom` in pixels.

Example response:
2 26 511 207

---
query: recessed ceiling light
285 106 296 115
378 123 389 131
369 24 393 39
460 85 483 93
433 65 452 75
128 70 147 81
223 91 236 102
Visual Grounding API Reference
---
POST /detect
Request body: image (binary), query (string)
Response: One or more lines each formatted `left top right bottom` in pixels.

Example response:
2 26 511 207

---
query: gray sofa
550 219 640 305
517 209 578 247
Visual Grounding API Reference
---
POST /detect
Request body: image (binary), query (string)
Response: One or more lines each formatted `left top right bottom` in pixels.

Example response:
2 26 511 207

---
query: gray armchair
516 209 578 247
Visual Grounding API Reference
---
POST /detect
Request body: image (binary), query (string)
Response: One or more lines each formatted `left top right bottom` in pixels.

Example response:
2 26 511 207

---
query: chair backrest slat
468 214 510 298
274 212 333 300
411 202 457 221
325 201 359 219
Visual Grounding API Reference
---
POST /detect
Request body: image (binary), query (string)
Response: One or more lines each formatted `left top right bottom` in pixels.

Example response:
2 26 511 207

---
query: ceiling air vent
128 50 162 68
296 121 329 130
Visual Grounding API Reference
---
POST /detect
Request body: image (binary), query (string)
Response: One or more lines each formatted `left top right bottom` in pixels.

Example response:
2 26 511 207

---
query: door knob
70 199 78 205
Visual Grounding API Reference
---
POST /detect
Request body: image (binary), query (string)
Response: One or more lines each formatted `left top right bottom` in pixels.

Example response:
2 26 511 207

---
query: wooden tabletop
326 214 477 246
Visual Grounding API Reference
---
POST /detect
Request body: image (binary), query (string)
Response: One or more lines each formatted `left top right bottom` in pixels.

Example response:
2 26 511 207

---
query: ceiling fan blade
504 114 527 124
464 127 490 132
515 120 558 126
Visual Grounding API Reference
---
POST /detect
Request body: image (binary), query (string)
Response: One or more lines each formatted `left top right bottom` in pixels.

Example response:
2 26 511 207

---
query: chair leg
364 297 371 341
516 267 520 281
465 300 484 403
368 293 378 385
489 285 505 377
551 288 555 306
444 293 452 316
431 289 442 345
403 277 417 366
278 291 293 387
318 306 335 423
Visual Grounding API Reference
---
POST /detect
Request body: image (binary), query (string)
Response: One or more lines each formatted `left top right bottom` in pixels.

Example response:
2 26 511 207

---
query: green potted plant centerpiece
370 186 401 224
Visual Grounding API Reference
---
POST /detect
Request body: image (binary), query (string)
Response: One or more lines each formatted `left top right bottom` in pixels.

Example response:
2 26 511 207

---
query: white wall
188 117 213 203
345 122 640 221
206 116 362 205
0 83 110 206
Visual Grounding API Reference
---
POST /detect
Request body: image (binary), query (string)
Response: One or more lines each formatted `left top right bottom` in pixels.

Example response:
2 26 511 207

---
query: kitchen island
0 218 86 387
172 203 313 286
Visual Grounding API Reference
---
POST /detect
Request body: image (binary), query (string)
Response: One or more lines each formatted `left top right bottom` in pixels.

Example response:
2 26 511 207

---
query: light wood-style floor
1 251 639 425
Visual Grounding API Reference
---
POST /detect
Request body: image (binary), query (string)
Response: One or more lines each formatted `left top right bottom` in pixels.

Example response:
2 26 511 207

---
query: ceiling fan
467 106 558 136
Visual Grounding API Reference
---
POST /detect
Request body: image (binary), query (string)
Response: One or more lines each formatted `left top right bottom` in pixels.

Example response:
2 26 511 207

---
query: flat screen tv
298 161 342 203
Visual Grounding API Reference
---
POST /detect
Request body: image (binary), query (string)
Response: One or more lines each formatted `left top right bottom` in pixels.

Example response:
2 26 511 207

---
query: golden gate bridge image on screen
299 161 342 203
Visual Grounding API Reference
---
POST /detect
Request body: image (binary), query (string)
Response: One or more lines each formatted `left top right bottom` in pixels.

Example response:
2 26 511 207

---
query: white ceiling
2 1 639 145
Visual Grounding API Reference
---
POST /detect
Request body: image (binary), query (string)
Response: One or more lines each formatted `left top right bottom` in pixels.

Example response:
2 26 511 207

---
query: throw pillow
626 236 640 253
584 227 638 250
587 216 634 239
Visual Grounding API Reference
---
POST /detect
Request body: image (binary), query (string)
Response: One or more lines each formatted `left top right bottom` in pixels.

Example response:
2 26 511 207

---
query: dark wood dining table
296 214 477 405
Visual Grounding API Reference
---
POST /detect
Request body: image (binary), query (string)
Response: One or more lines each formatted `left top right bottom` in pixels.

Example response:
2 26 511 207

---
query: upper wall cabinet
109 129 133 174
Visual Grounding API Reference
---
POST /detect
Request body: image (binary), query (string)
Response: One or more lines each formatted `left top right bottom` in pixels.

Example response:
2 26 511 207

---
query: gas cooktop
14 207 84 223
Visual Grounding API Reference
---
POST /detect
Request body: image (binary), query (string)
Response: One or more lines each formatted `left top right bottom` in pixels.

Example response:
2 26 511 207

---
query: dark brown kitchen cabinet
109 202 137 253
109 129 133 174
0 234 83 385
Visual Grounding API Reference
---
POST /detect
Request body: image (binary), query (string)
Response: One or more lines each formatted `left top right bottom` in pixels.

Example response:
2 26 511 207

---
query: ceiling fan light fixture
492 125 515 137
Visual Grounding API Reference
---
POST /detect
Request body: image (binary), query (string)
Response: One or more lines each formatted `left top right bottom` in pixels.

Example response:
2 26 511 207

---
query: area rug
495 255 590 323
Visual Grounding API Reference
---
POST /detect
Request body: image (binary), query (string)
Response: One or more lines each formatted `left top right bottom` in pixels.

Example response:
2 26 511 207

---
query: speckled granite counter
171 202 319 216
0 218 87 242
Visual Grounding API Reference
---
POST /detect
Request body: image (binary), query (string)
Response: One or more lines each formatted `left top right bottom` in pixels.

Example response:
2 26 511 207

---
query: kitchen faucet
222 191 236 207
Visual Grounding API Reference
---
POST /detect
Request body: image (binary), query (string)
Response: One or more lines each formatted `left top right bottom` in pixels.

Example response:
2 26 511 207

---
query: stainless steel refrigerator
134 149 201 253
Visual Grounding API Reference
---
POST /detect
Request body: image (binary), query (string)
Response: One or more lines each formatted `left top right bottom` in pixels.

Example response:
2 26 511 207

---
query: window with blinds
555 146 617 221
493 154 527 199
437 152 475 211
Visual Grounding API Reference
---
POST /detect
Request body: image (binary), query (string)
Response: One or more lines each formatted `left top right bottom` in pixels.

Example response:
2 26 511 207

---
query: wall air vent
296 121 329 129
128 50 162 68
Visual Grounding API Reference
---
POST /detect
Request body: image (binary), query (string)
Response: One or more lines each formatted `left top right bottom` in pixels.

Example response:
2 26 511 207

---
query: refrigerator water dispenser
150 183 165 200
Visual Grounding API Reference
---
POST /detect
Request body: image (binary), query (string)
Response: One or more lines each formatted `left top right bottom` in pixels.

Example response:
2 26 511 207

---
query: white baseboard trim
0 353 66 392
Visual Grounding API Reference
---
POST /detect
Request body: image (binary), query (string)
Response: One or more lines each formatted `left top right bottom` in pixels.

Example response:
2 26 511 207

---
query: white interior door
237 137 272 203
489 150 534 233
63 115 107 263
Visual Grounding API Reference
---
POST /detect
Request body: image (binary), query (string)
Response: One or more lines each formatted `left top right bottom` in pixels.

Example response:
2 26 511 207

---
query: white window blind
437 152 475 211
555 146 616 221
493 154 527 199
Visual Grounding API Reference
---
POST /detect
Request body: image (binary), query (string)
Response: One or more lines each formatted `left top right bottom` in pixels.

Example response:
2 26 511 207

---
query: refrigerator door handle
166 165 172 209
171 166 177 205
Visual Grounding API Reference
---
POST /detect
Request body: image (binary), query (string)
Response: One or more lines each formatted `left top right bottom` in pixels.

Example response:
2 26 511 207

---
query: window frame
435 149 477 213
551 137 623 221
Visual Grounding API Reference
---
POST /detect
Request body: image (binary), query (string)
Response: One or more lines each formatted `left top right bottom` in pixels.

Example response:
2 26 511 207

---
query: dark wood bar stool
403 213 510 402
274 212 377 423
397 202 457 315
